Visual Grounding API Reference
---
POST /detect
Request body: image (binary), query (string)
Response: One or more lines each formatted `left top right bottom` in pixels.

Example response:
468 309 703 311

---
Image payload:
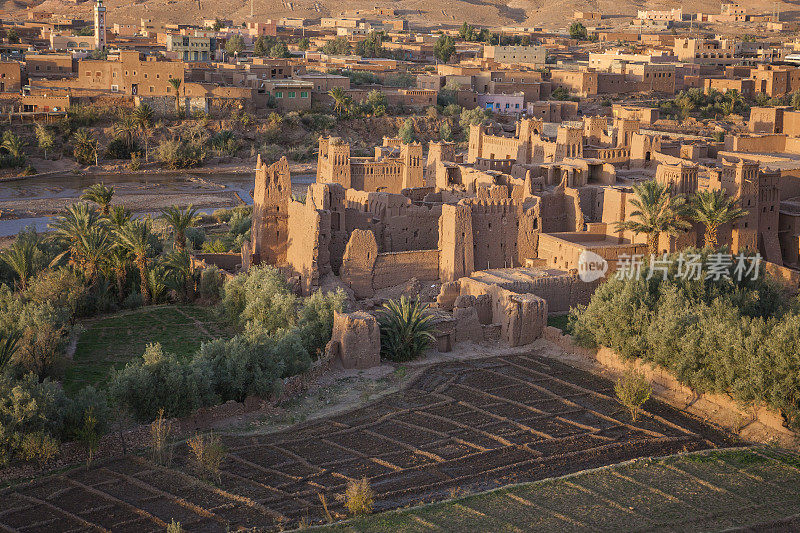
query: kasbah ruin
245 109 786 363
10 0 800 530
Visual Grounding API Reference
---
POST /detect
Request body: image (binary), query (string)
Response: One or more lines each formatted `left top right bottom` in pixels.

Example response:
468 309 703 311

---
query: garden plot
0 350 734 531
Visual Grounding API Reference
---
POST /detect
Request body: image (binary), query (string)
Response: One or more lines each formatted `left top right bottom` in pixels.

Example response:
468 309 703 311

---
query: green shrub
378 297 436 362
221 265 297 333
185 226 206 250
195 335 283 402
296 289 346 358
109 343 216 422
570 249 800 428
199 267 224 300
615 370 651 421
0 373 107 465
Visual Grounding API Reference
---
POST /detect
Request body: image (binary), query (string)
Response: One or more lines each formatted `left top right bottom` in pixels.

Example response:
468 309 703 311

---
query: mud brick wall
372 250 440 290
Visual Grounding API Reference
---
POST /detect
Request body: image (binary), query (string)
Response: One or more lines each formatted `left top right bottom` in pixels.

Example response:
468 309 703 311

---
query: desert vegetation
569 247 800 428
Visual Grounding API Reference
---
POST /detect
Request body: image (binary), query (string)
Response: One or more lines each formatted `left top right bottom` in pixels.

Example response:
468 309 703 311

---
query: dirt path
0 349 735 532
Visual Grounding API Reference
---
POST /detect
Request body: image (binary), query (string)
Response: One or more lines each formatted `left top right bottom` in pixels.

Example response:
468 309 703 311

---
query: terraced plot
320 448 800 532
0 351 734 532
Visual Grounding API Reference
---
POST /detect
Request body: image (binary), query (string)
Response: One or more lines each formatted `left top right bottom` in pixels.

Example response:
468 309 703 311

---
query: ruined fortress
247 109 800 355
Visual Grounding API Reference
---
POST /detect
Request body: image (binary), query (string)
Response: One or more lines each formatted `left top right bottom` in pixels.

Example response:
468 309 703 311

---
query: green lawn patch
547 314 570 332
64 304 229 395
318 448 800 532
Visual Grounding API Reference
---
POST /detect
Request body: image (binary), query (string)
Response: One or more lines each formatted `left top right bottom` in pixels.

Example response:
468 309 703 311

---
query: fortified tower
251 155 291 265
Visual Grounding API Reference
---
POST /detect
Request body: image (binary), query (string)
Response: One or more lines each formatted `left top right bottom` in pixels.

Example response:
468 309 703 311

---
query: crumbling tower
251 155 291 265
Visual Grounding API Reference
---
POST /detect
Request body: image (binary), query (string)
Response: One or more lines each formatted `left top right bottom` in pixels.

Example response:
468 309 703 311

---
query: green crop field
64 304 229 394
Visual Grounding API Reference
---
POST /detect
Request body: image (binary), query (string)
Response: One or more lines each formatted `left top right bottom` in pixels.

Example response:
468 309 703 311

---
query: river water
0 171 315 237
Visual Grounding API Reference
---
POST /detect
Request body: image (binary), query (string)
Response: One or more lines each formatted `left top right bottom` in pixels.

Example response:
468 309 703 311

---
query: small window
288 91 296 98
300 91 308 98
275 91 283 98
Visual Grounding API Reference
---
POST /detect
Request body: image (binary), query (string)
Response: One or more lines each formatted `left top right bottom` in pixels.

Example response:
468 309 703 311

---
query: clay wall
372 250 440 289
251 156 291 265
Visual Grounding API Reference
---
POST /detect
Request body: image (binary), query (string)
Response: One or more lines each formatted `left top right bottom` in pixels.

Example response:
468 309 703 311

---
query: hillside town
2 1 800 531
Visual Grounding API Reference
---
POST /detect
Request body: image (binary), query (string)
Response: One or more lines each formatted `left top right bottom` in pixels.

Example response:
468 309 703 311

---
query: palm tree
0 237 37 290
615 180 691 256
168 78 182 116
106 247 131 301
73 225 111 287
0 330 21 374
113 114 139 153
73 129 99 166
82 183 115 215
115 219 153 304
162 249 194 302
377 296 436 362
160 205 198 252
329 87 351 117
107 205 132 228
49 203 103 269
132 104 154 162
691 189 747 249
2 132 26 159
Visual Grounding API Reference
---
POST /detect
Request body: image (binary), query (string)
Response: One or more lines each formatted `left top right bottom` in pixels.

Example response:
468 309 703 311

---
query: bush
150 408 173 466
187 432 225 482
378 297 436 362
185 226 206 250
296 289 346 358
570 249 800 428
195 335 284 402
198 267 224 300
615 370 651 421
345 477 374 516
109 343 216 422
0 373 108 466
20 431 59 467
157 138 205 169
221 265 297 333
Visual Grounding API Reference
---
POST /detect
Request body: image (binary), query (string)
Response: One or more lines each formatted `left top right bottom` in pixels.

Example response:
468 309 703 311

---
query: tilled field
0 351 733 532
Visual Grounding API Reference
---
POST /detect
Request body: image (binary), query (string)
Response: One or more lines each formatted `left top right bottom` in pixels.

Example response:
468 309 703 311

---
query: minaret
94 0 107 50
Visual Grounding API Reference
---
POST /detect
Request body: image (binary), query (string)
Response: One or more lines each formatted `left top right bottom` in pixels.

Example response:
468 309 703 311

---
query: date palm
329 87 351 117
377 296 436 362
691 189 747 249
81 183 114 215
169 78 182 115
73 225 111 287
160 205 198 252
615 180 691 256
0 237 37 290
115 219 153 304
2 132 26 159
107 205 132 228
162 249 194 302
50 203 105 275
132 104 154 162
113 114 138 153
106 247 131 302
73 128 99 166
0 330 21 374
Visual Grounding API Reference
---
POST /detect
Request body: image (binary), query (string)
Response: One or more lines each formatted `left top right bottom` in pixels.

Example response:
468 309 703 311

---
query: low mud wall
543 327 796 445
